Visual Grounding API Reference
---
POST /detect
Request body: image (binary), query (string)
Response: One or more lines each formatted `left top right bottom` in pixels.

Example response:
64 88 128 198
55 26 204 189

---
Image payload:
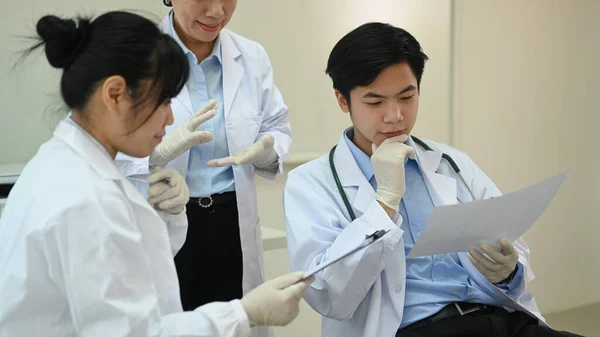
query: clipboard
301 229 391 280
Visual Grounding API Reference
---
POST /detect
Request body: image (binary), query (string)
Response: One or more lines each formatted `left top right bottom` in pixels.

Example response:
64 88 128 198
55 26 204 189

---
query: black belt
188 191 237 208
400 302 492 332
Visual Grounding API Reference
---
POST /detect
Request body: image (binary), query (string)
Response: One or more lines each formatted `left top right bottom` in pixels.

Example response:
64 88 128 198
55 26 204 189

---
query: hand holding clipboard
300 229 391 281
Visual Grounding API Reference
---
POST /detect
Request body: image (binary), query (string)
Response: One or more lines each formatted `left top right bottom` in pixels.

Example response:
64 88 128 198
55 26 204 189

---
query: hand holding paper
407 171 566 258
469 238 519 283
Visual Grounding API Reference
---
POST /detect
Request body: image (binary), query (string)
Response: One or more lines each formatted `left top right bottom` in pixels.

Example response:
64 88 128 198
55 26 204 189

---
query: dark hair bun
36 15 91 69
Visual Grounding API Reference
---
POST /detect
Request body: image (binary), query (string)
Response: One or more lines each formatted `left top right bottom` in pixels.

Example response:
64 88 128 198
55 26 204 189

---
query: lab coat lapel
158 14 194 117
53 121 122 181
411 137 457 207
333 135 376 218
220 31 243 120
55 121 160 217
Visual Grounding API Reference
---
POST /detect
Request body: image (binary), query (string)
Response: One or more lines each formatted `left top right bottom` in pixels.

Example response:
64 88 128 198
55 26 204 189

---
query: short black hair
23 11 188 118
326 22 429 102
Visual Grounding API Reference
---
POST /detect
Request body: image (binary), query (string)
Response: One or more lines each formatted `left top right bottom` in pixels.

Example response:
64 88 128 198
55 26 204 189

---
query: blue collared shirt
168 12 234 197
343 129 523 328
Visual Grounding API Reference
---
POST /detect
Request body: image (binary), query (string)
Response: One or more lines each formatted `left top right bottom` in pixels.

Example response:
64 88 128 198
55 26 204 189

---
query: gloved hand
149 99 218 167
207 135 278 168
147 167 190 214
469 238 519 284
371 134 416 212
240 271 314 327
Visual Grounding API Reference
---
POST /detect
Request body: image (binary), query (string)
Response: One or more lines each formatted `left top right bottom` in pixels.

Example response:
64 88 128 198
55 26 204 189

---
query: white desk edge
0 200 287 251
0 163 288 251
260 226 288 251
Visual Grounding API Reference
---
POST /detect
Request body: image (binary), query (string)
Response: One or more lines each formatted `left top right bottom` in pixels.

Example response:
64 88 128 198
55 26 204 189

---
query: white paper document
407 171 567 258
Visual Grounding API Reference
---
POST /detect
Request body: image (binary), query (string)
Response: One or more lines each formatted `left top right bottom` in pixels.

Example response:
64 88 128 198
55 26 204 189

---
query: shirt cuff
496 262 524 292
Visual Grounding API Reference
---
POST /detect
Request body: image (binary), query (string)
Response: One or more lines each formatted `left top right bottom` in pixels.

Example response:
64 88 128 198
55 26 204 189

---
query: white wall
0 0 452 164
454 0 600 313
227 0 452 161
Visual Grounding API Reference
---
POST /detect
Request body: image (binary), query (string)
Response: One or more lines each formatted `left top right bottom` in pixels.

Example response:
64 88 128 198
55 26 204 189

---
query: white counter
0 163 25 185
0 200 287 252
0 162 288 250
261 226 288 251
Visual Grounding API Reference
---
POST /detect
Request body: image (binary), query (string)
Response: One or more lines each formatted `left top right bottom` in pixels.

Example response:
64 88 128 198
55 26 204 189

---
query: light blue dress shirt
168 12 235 197
343 129 523 328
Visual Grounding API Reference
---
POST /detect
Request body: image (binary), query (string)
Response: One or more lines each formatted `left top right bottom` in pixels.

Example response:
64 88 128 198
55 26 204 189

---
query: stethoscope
329 135 478 221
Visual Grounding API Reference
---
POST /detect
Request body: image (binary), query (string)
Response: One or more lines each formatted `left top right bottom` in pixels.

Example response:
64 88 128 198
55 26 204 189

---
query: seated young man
283 22 580 337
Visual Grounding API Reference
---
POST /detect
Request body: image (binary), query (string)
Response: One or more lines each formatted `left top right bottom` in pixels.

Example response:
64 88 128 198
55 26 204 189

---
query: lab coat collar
332 132 378 216
220 30 243 120
159 14 243 120
159 15 193 116
410 136 457 206
53 120 123 181
53 120 159 214
343 129 374 182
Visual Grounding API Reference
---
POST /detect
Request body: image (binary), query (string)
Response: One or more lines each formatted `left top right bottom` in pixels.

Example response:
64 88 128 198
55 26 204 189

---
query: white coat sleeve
115 152 151 179
156 210 188 256
115 152 152 199
251 44 292 179
116 154 187 255
284 173 404 320
44 194 251 337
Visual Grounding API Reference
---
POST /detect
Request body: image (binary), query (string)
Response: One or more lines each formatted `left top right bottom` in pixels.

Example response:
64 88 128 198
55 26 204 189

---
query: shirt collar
343 127 426 182
343 128 374 181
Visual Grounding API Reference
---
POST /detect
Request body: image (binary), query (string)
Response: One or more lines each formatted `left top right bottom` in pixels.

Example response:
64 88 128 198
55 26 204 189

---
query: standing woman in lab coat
0 11 311 337
116 0 292 330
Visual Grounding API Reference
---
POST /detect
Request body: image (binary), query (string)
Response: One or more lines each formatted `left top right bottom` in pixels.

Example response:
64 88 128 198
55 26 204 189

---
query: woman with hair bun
0 11 312 337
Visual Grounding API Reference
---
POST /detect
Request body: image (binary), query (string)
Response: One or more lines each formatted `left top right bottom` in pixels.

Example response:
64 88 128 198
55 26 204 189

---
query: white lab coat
284 134 545 337
116 19 291 321
0 120 251 337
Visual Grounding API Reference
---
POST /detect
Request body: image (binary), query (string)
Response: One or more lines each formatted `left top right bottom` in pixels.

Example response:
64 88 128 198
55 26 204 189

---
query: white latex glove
147 167 190 214
240 271 314 327
207 135 277 168
149 99 218 167
469 238 519 284
371 134 416 212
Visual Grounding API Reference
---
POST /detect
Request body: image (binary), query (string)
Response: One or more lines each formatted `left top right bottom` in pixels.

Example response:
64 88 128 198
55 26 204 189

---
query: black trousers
174 196 243 311
396 306 583 337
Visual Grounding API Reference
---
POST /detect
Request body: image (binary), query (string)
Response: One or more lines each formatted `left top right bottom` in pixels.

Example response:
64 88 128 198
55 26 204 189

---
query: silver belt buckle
454 303 482 316
198 196 213 208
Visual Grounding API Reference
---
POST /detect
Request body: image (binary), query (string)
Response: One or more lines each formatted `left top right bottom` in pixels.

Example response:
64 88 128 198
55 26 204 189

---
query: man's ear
334 90 350 113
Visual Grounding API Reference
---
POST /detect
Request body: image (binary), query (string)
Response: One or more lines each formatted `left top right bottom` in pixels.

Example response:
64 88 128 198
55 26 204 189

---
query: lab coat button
396 285 402 293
